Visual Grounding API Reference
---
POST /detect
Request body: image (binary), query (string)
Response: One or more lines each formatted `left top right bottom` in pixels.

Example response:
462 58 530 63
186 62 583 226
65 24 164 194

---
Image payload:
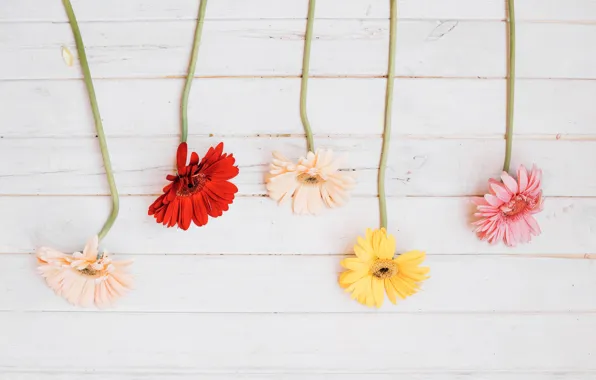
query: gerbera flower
266 149 355 215
472 164 544 246
149 142 239 230
37 236 133 308
339 228 429 308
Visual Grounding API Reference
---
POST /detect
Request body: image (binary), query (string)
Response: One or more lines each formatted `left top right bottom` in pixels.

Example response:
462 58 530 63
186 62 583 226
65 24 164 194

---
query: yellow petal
389 276 408 299
394 275 420 297
354 237 373 262
400 271 428 282
395 250 426 266
384 278 398 304
377 231 396 260
372 229 383 253
340 258 368 271
346 275 374 307
363 276 375 308
339 268 368 287
371 277 385 308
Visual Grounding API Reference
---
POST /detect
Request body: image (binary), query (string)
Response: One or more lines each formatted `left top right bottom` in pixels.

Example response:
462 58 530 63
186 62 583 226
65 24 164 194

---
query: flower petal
517 165 529 193
501 172 518 194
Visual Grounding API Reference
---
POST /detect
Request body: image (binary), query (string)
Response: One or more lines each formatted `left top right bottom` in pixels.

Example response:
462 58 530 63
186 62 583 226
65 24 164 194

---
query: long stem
300 0 316 153
378 0 397 229
181 0 208 143
62 0 119 241
503 0 516 172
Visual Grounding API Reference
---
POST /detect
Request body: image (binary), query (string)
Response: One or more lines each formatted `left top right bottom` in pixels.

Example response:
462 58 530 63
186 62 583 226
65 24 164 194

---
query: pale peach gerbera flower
266 149 355 215
37 236 133 308
472 165 544 246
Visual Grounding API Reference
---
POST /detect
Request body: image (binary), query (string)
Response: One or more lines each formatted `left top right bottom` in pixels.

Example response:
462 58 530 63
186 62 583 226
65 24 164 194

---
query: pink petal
526 165 543 194
472 197 489 206
504 224 515 247
490 183 513 202
524 214 541 236
501 172 518 194
517 165 529 193
484 194 503 207
517 220 531 243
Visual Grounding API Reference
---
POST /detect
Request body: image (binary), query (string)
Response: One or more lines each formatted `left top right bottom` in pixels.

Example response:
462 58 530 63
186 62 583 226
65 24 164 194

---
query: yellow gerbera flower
339 228 429 308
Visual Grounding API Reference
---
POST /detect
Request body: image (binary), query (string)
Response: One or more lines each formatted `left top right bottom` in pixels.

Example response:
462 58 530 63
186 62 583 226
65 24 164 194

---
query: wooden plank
2 373 595 380
1 313 595 371
0 196 593 255
0 0 504 21
2 254 595 313
0 137 594 197
2 21 596 79
2 0 595 22
2 78 595 138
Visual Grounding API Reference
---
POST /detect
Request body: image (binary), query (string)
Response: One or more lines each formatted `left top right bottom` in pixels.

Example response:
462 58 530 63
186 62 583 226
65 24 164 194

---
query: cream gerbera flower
339 228 429 308
266 149 355 215
37 236 133 308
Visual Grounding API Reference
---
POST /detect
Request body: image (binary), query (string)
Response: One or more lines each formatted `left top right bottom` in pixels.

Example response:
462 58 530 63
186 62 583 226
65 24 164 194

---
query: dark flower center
176 173 208 197
79 267 98 276
297 173 323 185
371 259 397 279
500 195 534 218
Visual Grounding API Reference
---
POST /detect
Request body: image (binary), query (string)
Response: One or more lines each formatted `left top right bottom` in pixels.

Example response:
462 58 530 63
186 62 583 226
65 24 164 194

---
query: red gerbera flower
148 142 239 230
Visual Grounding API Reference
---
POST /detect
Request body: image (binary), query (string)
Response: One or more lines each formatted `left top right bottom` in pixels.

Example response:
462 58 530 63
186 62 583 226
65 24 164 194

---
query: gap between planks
2 134 596 140
5 76 596 82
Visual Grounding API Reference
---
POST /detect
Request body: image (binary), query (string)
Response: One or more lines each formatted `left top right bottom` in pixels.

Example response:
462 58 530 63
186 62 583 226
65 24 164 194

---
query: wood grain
2 373 595 380
1 313 595 371
1 254 595 313
0 196 593 255
2 1 595 378
2 78 595 138
2 21 596 79
3 0 595 22
1 137 594 197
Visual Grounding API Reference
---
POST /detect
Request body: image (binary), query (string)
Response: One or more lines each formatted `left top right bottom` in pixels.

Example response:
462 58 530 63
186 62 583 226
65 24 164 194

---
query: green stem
62 0 119 242
378 0 397 230
300 0 316 153
503 0 516 172
181 0 208 143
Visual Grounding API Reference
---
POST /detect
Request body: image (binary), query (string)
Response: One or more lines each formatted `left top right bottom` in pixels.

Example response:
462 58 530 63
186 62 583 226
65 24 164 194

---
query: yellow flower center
371 259 397 279
297 172 323 185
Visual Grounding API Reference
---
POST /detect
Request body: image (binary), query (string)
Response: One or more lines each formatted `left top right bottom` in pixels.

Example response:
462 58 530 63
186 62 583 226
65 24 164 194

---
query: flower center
371 259 397 279
500 195 529 217
79 267 98 276
176 173 207 197
297 172 324 185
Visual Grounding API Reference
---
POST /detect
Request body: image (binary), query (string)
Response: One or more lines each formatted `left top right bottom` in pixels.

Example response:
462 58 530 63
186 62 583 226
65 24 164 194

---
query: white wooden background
1 0 596 379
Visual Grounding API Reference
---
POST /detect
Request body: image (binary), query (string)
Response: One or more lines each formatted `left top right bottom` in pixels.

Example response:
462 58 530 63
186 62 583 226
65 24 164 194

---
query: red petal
154 207 166 223
165 198 180 228
177 143 188 175
179 197 193 230
189 152 199 166
148 194 166 215
204 183 235 204
192 193 209 226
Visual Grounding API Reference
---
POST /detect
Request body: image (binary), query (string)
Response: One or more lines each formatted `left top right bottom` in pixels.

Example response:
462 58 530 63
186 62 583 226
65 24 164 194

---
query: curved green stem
300 0 316 153
181 0 208 143
503 0 516 172
62 0 119 242
378 0 397 230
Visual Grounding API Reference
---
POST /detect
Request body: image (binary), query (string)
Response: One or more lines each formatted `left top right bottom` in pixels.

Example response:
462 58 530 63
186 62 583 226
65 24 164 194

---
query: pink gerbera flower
472 165 544 246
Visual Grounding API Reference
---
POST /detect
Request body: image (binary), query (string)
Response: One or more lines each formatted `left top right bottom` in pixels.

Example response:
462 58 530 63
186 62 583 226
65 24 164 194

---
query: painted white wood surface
0 1 595 379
